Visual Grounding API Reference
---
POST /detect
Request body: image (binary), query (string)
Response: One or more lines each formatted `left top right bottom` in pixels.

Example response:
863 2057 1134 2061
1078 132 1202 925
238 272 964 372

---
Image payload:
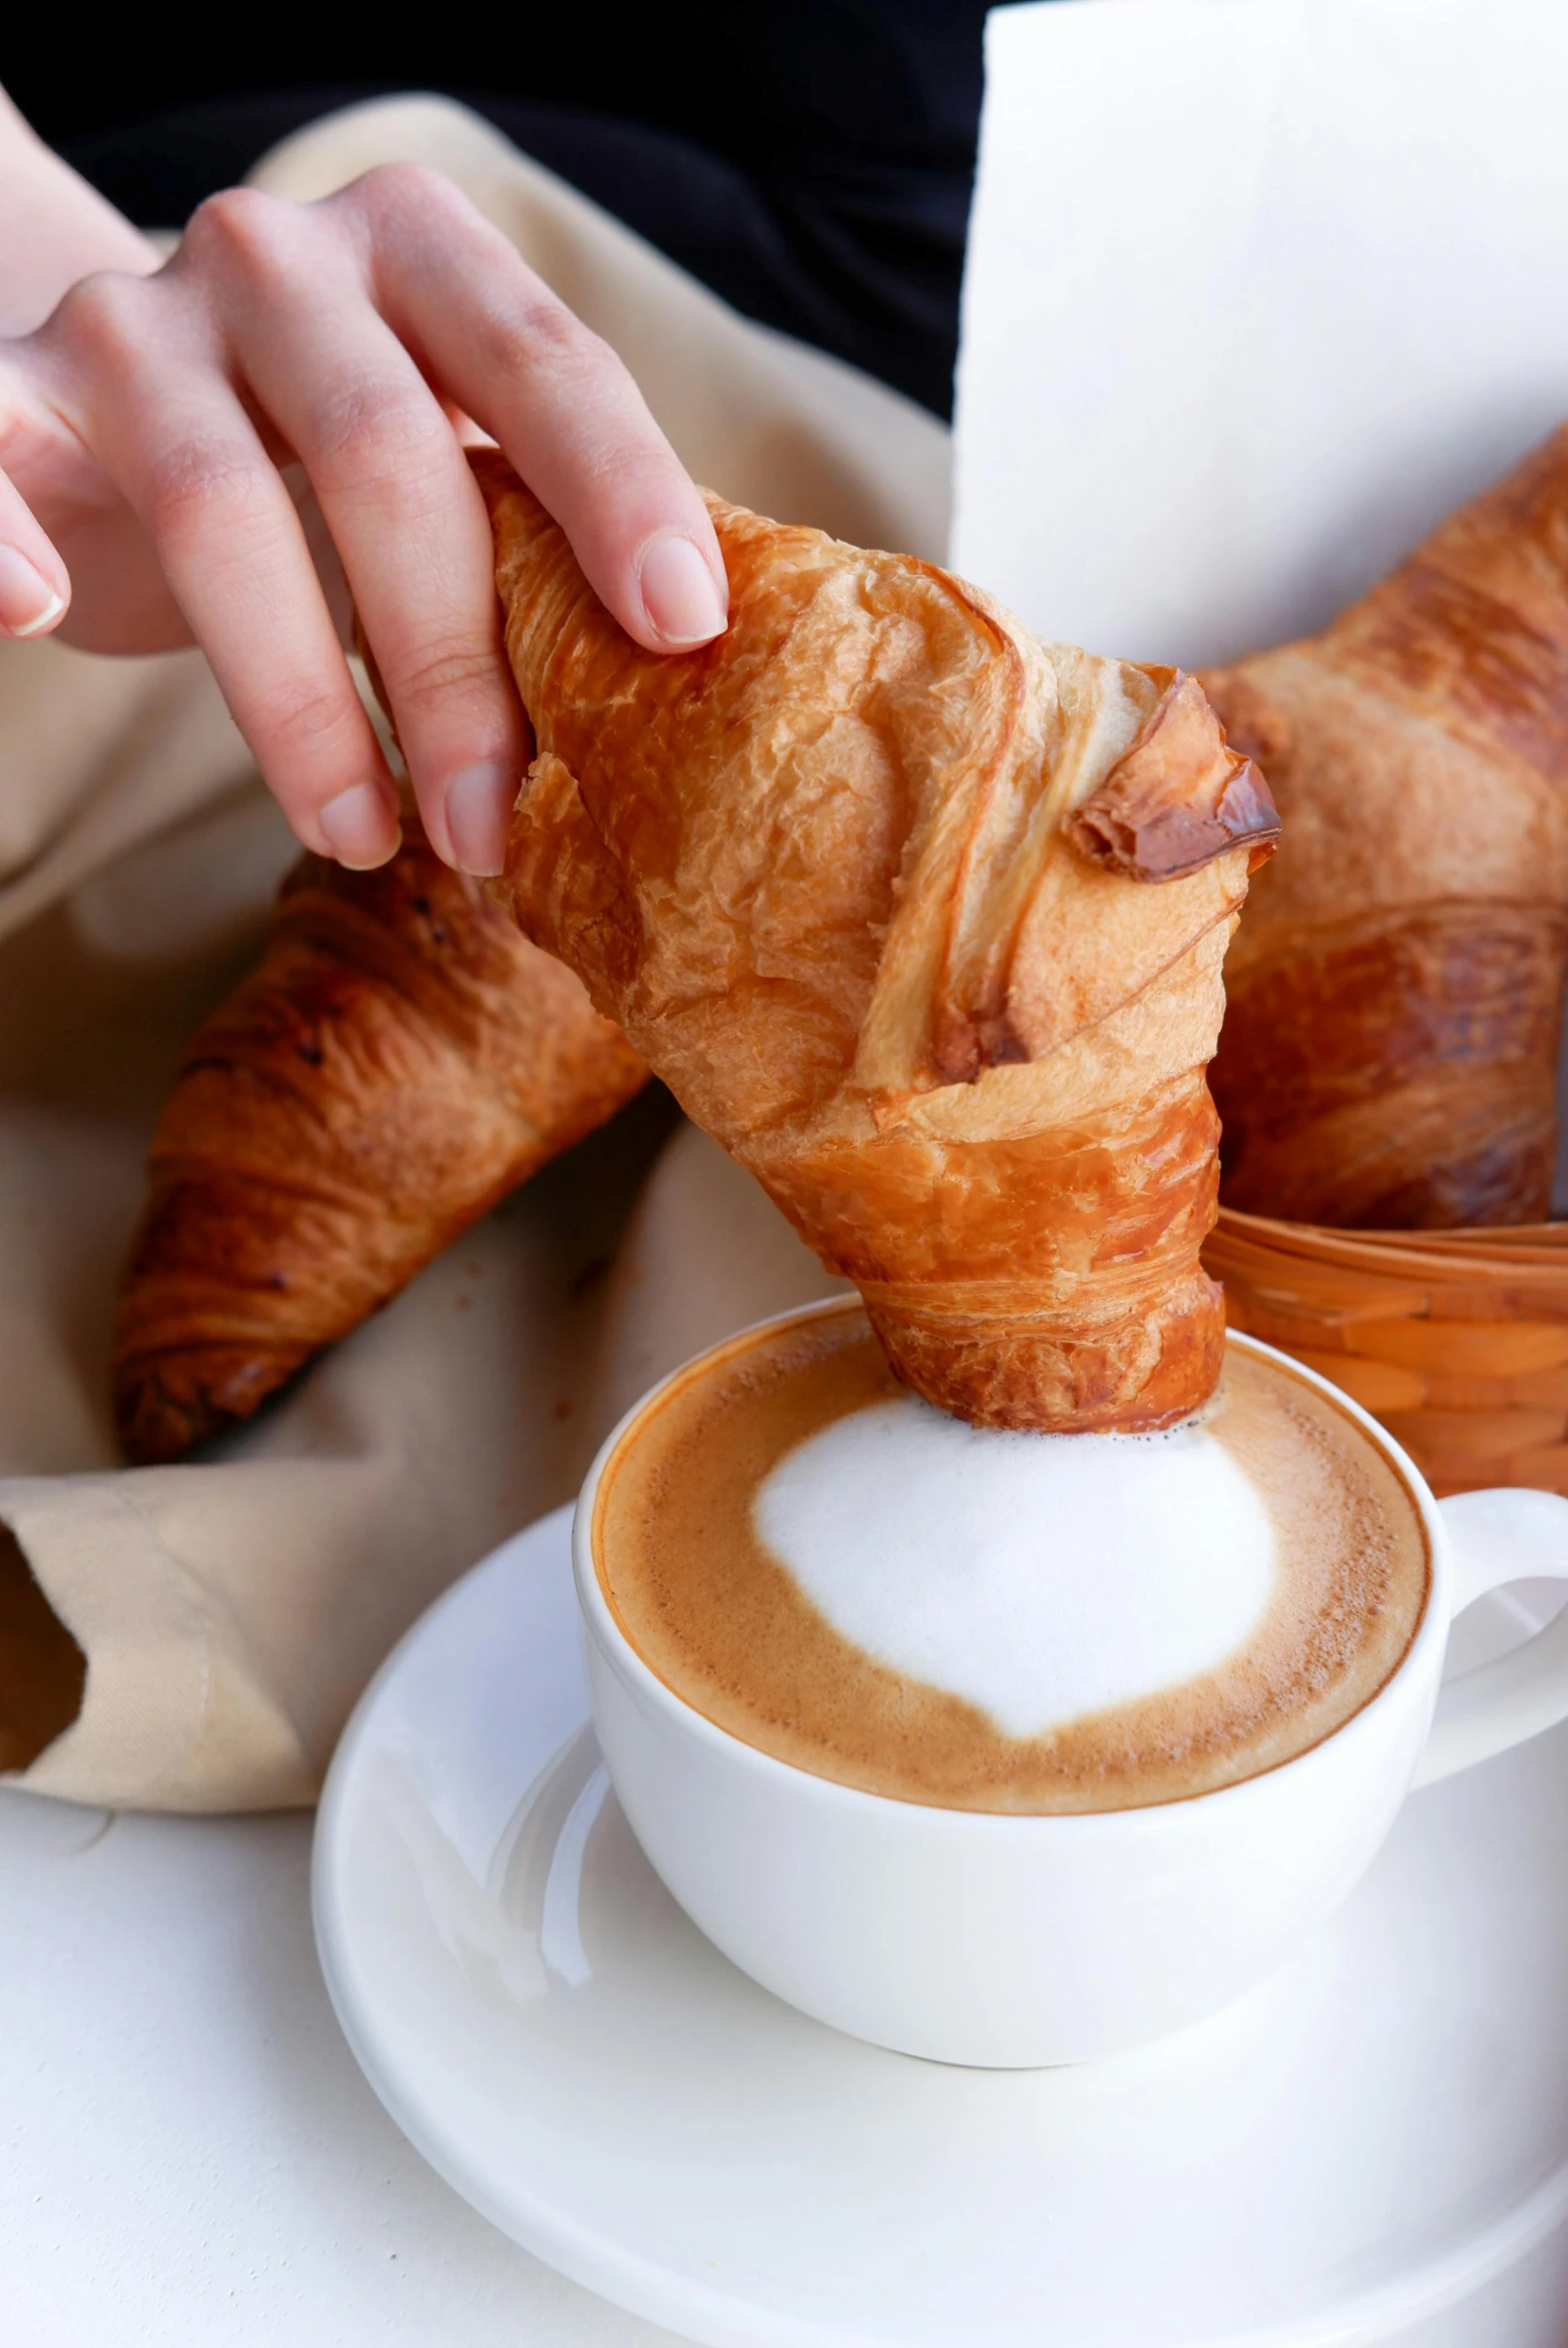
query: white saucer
314 1506 1568 2348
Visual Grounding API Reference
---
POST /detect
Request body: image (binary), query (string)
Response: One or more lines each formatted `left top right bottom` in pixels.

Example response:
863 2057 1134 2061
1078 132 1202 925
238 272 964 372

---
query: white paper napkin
953 0 1568 669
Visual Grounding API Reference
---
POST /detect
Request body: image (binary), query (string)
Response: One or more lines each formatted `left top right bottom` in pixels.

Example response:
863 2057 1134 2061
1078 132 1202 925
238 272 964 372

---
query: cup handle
1413 1488 1568 1788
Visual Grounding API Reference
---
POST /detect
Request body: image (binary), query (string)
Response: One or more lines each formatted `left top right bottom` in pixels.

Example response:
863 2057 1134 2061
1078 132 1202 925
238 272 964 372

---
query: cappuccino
593 1304 1429 1813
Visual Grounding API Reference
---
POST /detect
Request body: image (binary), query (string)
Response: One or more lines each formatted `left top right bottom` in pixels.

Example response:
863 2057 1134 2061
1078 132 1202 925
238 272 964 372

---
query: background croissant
113 825 646 1463
1204 424 1568 1228
476 453 1277 1432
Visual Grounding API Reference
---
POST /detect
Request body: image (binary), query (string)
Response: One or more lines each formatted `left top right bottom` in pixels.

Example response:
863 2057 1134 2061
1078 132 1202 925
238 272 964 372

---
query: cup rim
573 1298 1446 1831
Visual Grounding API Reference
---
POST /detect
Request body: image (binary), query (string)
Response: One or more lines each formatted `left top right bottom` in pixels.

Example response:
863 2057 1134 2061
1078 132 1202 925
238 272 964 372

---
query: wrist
0 89 160 337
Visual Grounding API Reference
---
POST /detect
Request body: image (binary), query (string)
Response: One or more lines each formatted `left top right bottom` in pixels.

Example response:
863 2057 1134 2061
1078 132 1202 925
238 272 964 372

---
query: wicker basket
1203 1208 1568 1495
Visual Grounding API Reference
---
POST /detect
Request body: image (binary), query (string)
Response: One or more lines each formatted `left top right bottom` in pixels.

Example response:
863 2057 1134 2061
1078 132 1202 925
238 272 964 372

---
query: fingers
47 266 401 867
219 217 528 874
344 167 730 657
0 464 70 639
21 169 724 880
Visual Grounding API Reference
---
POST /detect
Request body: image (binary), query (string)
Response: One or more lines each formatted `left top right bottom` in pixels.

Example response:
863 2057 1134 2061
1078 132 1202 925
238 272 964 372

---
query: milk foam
754 1394 1278 1737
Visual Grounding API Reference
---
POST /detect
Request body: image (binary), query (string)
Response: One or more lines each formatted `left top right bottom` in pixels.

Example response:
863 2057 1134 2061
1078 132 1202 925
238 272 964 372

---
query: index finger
338 167 730 655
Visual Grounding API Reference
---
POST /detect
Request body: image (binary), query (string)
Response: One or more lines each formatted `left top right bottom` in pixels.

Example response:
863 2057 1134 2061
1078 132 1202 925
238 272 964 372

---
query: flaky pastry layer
114 827 646 1461
479 454 1274 1428
1206 423 1568 1227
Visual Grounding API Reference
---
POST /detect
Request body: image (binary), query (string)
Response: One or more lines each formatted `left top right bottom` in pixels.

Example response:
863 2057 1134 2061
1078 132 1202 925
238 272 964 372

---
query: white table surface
4 1780 1568 2348
0 1788 681 2347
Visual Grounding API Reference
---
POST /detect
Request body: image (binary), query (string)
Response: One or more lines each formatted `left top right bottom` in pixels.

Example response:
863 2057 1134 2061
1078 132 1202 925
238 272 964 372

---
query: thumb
0 464 70 638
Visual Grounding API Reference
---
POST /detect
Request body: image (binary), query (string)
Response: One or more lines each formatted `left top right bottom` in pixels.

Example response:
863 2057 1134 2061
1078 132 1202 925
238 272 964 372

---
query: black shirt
9 4 999 416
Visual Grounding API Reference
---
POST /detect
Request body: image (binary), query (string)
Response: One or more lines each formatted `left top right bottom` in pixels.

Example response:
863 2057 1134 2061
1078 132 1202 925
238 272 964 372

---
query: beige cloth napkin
0 95 946 1811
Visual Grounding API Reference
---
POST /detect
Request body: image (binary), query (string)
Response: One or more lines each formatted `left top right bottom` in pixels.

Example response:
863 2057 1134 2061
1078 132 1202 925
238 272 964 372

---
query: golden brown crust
1205 423 1568 1228
1068 670 1280 883
112 826 646 1462
477 451 1267 1429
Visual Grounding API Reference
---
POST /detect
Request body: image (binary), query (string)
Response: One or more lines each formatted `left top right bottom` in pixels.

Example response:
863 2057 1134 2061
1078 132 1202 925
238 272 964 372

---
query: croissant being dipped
1204 423 1568 1228
475 453 1278 1431
113 827 646 1463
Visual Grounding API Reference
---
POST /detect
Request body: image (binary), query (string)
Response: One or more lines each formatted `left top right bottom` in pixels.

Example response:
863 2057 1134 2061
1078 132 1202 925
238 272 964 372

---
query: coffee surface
594 1307 1430 1812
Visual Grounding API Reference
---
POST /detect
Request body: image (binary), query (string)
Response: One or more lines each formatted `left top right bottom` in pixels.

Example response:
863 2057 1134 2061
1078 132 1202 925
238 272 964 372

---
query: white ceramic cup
574 1305 1568 2068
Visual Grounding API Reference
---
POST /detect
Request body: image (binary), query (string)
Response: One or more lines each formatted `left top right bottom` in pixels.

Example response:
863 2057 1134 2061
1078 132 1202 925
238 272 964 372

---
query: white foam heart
754 1396 1277 1737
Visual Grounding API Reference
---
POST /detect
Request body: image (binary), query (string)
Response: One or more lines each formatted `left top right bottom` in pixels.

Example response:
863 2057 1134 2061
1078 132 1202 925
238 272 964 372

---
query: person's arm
0 91 161 334
0 93 156 657
0 89 728 875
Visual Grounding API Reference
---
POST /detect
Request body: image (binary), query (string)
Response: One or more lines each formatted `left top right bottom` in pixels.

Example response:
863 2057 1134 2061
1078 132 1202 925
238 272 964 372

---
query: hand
0 164 729 874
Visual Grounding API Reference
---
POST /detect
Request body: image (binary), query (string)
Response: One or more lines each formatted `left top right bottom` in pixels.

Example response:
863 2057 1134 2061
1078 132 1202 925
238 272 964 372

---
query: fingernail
637 532 728 647
445 762 518 877
318 782 400 869
0 546 66 638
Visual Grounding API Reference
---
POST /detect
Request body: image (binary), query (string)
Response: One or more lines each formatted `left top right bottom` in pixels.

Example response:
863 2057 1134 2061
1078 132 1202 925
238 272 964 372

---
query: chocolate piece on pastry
476 452 1274 1431
1204 423 1568 1227
113 825 646 1463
